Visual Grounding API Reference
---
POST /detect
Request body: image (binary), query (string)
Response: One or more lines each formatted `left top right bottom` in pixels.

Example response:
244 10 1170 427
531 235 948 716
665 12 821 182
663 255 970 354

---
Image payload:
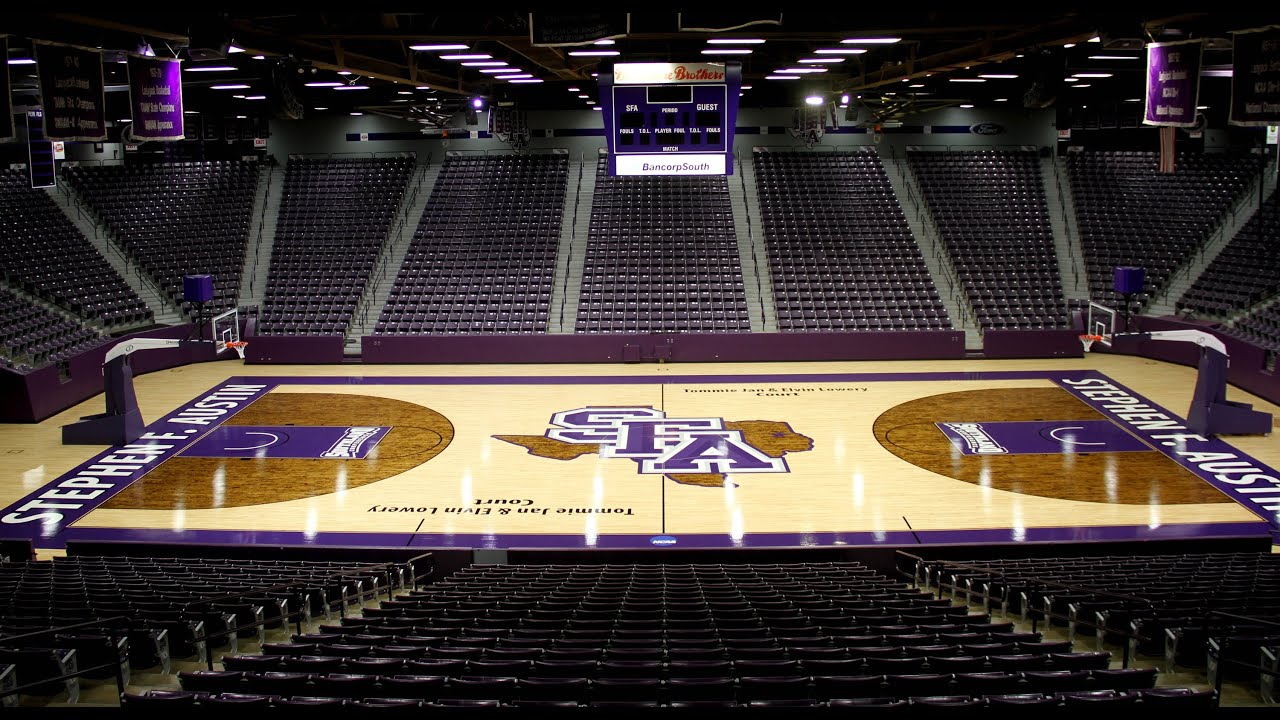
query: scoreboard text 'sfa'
598 62 742 177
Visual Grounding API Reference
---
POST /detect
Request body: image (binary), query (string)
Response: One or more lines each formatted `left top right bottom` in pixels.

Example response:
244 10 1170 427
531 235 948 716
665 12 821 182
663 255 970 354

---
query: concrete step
239 165 283 309
729 151 776 333
1041 157 1090 301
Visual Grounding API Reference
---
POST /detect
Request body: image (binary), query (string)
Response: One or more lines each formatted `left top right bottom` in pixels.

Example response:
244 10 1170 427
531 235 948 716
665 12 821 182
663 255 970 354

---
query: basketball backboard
1086 302 1117 347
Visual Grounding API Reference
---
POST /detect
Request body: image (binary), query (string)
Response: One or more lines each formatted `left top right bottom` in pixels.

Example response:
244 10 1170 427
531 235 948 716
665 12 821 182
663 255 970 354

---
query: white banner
614 154 726 176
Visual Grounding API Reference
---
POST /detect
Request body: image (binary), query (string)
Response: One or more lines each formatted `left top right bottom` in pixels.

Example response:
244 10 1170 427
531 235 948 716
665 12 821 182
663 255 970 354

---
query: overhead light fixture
814 48 867 55
117 118 132 123
1197 105 1209 109
591 106 602 111
415 86 432 90
251 55 265 60
776 68 826 74
350 112 363 116
577 94 589 98
1071 83 1091 88
333 85 370 90
706 38 766 44
590 72 599 77
337 71 352 76
1063 43 1076 48
959 104 974 108
439 54 492 60
765 75 800 80
495 74 532 79
840 37 901 44
995 98 1009 102
244 95 266 100
568 87 580 92
227 45 245 54
184 65 237 72
472 98 484 108
840 94 850 104
979 74 1019 79
805 95 824 105
567 50 619 56
210 84 251 90
409 44 469 51
1089 55 1140 60
909 84 925 88
798 57 844 63
509 78 544 83
6 58 35 65
480 67 518 73
1073 73 1113 78
740 84 752 90
183 110 199 114
1124 98 1142 102
304 81 343 87
235 114 247 119
1088 36 1101 43
313 107 328 110
593 39 615 45
1201 67 1233 77
949 78 986 83
462 61 508 67
397 90 413 95
701 49 752 55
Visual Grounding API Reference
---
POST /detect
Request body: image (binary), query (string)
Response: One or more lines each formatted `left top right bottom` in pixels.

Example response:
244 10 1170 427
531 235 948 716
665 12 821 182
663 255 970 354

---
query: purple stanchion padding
183 425 390 459
936 420 1150 456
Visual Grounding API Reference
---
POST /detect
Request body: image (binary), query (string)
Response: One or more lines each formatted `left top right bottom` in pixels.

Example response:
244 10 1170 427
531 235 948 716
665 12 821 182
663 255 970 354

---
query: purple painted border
8 369 1275 550
58 521 1272 550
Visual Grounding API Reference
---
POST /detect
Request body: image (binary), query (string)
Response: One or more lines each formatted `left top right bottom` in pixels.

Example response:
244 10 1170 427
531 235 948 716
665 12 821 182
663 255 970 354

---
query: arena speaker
183 274 214 304
1113 266 1145 296
187 16 233 62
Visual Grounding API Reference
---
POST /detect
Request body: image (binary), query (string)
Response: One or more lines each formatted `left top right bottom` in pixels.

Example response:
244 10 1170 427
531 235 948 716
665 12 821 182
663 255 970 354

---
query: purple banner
184 425 390 459
1230 26 1280 127
0 37 13 141
936 420 1150 456
1144 39 1202 127
35 42 106 141
1055 375 1280 529
127 55 184 141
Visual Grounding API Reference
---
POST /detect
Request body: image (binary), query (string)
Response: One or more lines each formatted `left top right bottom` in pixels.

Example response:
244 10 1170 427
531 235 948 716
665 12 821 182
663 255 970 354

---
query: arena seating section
259 158 413 335
1178 188 1280 318
1068 151 1260 309
754 150 951 332
0 288 108 372
907 150 1068 330
1223 303 1280 353
0 170 150 328
575 157 750 333
5 558 1213 708
65 162 259 318
375 154 566 334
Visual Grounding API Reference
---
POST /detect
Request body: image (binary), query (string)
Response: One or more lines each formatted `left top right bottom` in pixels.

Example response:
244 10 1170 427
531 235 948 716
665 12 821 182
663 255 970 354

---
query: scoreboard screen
599 62 741 176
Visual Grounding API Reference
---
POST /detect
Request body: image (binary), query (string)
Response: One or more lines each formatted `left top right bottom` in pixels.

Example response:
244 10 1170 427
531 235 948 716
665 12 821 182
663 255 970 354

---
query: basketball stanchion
1079 334 1102 353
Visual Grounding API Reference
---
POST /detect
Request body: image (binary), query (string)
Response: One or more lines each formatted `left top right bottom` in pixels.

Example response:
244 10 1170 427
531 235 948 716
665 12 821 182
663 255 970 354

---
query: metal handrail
1202 611 1280 699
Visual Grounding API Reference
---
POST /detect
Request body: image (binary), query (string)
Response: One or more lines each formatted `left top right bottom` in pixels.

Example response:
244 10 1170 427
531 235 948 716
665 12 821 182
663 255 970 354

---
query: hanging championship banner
1229 25 1280 126
0 37 14 142
127 55 184 140
1143 39 1202 127
530 13 629 47
35 41 107 141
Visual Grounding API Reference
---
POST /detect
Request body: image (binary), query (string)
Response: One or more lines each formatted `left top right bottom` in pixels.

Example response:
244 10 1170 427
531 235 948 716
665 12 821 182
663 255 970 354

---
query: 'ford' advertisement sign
970 123 1004 135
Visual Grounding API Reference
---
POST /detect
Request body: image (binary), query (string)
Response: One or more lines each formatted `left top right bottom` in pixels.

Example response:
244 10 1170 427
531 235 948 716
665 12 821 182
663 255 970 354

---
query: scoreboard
599 62 741 176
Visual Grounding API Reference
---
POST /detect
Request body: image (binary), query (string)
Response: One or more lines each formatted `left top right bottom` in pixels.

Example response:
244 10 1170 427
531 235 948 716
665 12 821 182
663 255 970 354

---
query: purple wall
244 335 346 364
983 329 1084 359
0 324 219 423
359 331 967 364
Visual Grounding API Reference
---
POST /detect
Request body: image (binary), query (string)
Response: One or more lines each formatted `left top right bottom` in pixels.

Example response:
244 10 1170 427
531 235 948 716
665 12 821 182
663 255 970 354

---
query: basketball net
225 341 248 360
1079 335 1101 353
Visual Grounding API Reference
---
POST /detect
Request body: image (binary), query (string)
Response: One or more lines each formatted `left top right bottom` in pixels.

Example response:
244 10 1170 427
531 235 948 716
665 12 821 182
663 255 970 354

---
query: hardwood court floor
1 354 1278 556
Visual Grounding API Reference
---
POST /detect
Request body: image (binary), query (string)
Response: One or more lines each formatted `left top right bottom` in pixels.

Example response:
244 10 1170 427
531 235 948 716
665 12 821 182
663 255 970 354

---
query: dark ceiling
4 10 1273 128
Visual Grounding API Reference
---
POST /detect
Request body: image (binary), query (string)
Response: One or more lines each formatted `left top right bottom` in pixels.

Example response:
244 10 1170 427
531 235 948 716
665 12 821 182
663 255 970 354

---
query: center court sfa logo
322 427 385 458
495 407 813 480
548 407 790 474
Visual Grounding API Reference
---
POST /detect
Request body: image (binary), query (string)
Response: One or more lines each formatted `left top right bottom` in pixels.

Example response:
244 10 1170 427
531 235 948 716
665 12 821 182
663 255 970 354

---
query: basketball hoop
224 341 248 360
1079 334 1102 353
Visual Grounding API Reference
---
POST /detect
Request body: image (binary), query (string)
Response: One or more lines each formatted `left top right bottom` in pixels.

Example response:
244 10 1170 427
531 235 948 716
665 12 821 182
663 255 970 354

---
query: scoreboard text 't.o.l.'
598 62 741 176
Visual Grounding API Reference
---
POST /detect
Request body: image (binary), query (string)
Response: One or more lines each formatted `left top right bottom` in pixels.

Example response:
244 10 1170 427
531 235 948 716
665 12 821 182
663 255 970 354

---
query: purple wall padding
0 324 216 423
1122 316 1280 406
244 335 346 364
360 331 968 364
983 329 1084 359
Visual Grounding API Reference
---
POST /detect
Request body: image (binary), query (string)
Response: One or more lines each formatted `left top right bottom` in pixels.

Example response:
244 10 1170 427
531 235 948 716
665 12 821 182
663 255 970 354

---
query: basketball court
2 350 1278 557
